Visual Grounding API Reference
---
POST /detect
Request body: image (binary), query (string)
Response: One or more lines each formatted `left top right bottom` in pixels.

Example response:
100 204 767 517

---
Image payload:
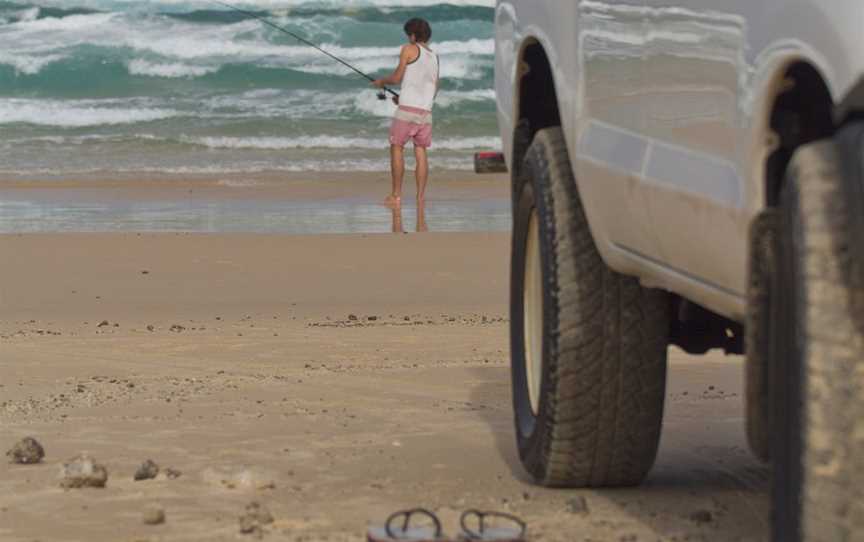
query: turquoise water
0 0 498 176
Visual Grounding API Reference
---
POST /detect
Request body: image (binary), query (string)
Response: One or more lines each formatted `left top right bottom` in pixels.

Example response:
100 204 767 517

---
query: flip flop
458 510 527 542
368 508 451 542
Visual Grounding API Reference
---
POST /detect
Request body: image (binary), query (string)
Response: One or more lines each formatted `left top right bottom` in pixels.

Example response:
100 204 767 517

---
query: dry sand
0 183 769 541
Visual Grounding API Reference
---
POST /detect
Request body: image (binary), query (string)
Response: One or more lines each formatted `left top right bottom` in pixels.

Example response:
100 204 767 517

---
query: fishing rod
212 0 399 100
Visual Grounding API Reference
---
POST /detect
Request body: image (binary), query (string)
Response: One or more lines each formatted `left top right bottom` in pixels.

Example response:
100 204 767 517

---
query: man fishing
214 4 437 208
372 18 440 208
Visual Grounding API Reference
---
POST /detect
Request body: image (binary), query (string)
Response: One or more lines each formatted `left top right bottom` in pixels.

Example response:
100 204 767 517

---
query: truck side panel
496 0 864 321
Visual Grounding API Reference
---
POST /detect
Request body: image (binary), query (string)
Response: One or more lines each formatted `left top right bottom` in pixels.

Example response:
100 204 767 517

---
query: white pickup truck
492 2 864 541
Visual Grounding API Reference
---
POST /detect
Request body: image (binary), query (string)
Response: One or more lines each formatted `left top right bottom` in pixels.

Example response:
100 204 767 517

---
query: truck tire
510 127 670 488
771 133 864 542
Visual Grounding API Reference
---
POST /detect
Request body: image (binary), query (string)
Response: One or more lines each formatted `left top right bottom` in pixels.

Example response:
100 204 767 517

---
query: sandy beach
0 175 770 542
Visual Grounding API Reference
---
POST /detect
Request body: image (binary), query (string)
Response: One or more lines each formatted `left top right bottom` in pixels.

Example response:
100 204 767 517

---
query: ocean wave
0 157 476 176
127 59 219 78
0 5 493 80
121 35 493 63
296 54 489 80
0 86 493 131
4 1 494 11
349 88 493 119
6 130 500 151
169 4 494 24
0 51 65 74
0 99 180 127
435 88 496 108
0 3 99 22
195 87 495 120
183 134 500 150
0 0 496 176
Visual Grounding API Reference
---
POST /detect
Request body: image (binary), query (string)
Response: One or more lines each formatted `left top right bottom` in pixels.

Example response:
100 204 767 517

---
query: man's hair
404 18 432 42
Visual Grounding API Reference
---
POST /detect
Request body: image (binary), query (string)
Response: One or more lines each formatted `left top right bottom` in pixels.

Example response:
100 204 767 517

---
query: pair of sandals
368 508 526 542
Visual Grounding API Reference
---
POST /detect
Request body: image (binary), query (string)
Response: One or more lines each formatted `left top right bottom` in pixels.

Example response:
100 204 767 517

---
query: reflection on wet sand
390 201 429 233
0 189 509 235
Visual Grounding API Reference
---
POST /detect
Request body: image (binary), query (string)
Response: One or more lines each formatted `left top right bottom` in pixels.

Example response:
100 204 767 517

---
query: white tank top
400 45 439 112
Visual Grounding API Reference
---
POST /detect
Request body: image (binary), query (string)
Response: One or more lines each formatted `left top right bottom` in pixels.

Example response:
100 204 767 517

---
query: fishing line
212 0 399 100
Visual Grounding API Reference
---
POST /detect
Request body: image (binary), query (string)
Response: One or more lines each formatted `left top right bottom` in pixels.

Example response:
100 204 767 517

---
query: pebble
134 459 159 481
59 453 108 489
164 467 182 479
348 314 358 321
6 437 45 464
239 501 274 536
142 506 165 525
690 509 714 524
567 496 590 515
202 465 276 491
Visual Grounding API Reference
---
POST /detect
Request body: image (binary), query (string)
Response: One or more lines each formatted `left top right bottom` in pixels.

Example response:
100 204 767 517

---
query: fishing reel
376 91 387 101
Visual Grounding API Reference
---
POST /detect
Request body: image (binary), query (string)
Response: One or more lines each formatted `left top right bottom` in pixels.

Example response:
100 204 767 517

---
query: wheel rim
523 208 543 416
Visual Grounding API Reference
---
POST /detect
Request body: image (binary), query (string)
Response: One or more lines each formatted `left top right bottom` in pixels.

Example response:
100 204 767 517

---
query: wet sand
0 172 510 234
0 177 768 542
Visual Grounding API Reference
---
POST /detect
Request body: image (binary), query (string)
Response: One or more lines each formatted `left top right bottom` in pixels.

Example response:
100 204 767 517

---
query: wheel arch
763 61 836 208
509 37 563 184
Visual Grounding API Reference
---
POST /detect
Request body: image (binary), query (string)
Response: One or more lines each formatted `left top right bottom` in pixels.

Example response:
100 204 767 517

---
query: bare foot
384 195 402 208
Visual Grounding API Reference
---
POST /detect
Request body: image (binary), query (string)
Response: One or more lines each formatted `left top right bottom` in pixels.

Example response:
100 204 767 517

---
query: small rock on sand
348 314 358 321
97 320 110 327
142 506 165 525
134 459 159 481
6 437 45 464
202 465 276 491
59 454 108 489
239 501 274 536
164 467 182 479
690 509 714 524
567 496 590 515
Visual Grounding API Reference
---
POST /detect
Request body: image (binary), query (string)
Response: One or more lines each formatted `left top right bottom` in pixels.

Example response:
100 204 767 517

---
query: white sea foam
1 2 494 79
127 59 219 78
16 7 41 22
184 135 500 151
18 1 494 10
296 53 488 80
0 157 476 176
0 51 66 75
350 88 493 119
0 99 180 127
196 87 492 120
123 34 493 64
435 89 496 107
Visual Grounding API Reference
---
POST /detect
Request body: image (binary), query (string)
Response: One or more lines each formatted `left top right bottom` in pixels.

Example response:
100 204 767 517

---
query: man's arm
372 45 415 88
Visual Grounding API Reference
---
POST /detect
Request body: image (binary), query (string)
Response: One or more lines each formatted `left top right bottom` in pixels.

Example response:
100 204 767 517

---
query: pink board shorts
389 106 433 148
